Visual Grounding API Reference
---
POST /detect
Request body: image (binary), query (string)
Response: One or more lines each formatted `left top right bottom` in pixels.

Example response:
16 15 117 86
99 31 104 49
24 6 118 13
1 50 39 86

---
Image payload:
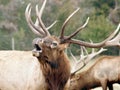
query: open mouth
34 44 42 52
32 44 42 57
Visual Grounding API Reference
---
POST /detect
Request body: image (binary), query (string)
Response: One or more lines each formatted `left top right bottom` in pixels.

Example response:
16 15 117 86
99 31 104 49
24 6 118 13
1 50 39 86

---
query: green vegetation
0 0 120 55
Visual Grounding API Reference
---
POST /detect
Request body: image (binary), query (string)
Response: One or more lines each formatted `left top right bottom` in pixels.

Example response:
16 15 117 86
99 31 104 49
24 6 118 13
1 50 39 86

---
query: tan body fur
0 51 47 90
0 50 70 90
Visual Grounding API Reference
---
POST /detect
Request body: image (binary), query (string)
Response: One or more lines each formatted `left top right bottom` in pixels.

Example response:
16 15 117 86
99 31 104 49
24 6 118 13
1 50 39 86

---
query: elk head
25 0 120 89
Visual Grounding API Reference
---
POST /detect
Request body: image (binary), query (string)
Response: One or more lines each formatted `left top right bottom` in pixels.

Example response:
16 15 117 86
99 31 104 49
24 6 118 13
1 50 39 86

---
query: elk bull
70 55 120 90
25 0 120 89
0 0 120 89
24 0 120 88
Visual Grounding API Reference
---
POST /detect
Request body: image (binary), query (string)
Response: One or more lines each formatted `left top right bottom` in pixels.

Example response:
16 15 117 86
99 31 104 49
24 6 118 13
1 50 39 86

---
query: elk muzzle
32 38 43 57
32 44 42 57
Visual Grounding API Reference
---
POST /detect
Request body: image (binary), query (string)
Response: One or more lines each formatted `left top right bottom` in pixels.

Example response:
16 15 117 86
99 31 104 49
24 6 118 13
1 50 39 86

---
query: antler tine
80 46 87 61
69 49 77 63
101 23 120 43
105 32 120 47
103 23 120 47
66 17 89 40
80 46 84 60
71 47 107 75
85 48 107 64
89 39 95 53
39 0 47 17
81 40 107 64
35 0 58 36
47 20 58 30
71 46 87 74
25 3 45 37
35 1 50 36
25 0 57 37
60 8 80 39
82 46 88 55
35 0 57 31
68 23 120 48
71 46 87 75
34 0 46 27
96 48 107 55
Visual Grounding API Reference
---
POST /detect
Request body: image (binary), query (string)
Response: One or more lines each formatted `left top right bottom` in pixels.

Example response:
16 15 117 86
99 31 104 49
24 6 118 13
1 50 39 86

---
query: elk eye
53 41 58 46
52 42 57 46
51 41 58 48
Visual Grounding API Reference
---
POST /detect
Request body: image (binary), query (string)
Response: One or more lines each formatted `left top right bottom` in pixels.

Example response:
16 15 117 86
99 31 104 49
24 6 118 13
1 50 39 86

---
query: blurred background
0 0 120 55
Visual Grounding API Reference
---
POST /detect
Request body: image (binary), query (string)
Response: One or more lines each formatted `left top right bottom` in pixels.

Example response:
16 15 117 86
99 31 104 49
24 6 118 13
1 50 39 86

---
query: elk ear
59 43 69 51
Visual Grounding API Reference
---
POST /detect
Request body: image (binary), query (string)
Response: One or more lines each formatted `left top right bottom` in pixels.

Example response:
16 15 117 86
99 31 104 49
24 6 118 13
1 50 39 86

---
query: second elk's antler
70 46 107 75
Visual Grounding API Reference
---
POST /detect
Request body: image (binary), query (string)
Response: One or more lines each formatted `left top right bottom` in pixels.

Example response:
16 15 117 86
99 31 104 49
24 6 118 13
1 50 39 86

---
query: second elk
70 55 120 90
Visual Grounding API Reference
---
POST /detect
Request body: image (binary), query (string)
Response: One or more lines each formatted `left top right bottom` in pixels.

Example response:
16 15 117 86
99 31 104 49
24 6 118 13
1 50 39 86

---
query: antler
59 7 120 48
70 46 107 75
25 0 57 37
69 23 120 48
59 7 89 42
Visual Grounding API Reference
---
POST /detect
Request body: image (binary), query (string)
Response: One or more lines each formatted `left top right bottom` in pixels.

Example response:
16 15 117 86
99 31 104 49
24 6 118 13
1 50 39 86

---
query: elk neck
37 50 71 90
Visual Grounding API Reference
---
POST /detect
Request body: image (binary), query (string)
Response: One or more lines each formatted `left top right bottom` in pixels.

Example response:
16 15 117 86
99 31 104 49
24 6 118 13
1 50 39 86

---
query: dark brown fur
70 56 120 90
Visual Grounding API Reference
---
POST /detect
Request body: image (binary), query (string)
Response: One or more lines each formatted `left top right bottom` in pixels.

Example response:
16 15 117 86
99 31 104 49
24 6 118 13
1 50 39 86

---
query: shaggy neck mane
37 51 71 90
